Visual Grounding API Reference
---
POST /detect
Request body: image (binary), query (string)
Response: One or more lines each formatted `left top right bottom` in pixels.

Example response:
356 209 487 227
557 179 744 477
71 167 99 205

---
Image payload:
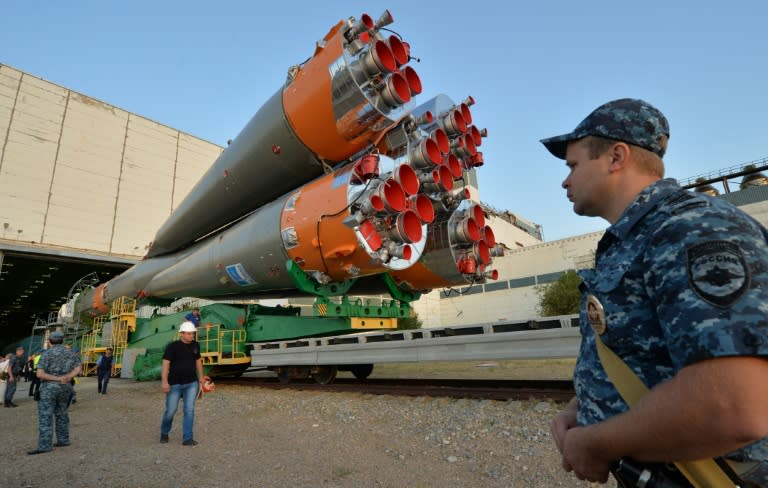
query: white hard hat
179 321 197 333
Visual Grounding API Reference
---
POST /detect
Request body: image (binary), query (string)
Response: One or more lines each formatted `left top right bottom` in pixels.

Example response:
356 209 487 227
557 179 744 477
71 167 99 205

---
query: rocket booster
147 11 423 258
77 10 498 316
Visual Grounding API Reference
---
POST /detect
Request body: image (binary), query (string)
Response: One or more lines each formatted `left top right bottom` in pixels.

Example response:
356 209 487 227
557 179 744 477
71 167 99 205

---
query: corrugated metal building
0 64 222 255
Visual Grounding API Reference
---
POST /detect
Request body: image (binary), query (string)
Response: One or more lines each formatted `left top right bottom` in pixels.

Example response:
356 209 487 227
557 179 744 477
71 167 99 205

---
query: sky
2 1 767 241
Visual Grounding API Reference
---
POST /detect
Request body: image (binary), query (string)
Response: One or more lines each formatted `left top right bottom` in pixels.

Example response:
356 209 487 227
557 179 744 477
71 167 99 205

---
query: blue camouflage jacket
576 178 768 462
37 345 81 378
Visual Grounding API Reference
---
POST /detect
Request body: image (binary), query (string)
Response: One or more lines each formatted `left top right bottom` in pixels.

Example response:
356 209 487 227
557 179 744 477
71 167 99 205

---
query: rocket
76 10 498 316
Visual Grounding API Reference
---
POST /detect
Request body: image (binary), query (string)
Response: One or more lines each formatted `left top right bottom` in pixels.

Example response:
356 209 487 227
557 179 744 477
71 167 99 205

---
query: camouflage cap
540 98 670 160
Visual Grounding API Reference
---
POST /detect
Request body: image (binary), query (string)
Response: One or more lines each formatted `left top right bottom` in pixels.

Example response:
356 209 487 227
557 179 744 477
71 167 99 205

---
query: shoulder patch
687 241 750 307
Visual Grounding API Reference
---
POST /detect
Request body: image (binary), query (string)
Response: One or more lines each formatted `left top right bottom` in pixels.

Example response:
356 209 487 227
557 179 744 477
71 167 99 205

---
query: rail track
216 376 574 402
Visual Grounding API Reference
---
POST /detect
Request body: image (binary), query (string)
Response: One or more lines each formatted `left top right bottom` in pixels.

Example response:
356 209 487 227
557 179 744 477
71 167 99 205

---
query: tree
397 311 423 330
537 270 581 316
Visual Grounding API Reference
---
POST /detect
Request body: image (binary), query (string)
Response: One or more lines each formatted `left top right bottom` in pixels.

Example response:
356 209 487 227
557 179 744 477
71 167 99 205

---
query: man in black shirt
159 321 204 446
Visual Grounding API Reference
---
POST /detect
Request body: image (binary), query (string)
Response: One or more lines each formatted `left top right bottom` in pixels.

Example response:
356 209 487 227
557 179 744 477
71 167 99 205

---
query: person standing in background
28 332 81 455
29 351 42 400
4 346 25 407
184 307 201 328
159 321 204 446
96 348 114 394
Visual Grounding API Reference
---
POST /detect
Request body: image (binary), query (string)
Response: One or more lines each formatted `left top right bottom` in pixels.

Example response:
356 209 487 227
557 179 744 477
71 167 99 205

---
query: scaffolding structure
80 297 136 377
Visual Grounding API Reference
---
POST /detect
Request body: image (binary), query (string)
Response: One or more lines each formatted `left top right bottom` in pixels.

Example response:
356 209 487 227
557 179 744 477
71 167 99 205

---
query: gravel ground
3 375 607 487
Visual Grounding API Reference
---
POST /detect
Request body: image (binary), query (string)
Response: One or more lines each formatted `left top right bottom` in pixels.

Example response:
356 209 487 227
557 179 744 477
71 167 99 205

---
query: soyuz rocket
77 10 499 316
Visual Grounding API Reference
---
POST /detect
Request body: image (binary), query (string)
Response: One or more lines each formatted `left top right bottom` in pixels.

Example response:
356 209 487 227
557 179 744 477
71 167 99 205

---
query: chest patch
687 240 749 307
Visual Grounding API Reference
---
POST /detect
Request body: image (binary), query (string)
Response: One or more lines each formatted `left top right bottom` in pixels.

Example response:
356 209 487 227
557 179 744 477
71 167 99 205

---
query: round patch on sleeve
686 241 750 307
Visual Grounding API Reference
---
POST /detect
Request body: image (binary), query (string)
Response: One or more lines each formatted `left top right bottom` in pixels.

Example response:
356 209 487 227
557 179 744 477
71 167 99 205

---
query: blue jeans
160 381 198 441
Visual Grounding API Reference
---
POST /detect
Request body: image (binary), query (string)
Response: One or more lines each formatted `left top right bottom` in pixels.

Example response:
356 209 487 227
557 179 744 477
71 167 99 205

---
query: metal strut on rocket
77 9 499 316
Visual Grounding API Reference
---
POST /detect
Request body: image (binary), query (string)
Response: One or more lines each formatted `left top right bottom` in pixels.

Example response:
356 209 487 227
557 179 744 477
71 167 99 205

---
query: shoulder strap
594 333 739 488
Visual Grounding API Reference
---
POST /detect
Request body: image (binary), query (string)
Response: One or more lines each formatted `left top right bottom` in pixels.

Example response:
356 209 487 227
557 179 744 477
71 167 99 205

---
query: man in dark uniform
4 346 25 407
542 99 768 486
28 331 81 455
96 347 114 394
159 321 204 446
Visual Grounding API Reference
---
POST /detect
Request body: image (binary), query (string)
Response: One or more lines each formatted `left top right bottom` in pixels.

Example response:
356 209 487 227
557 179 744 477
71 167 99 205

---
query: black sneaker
54 442 71 447
182 439 198 446
160 434 169 444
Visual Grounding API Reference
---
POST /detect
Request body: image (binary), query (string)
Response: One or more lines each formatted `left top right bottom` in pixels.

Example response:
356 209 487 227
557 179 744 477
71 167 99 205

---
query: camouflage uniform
575 178 768 483
35 344 81 451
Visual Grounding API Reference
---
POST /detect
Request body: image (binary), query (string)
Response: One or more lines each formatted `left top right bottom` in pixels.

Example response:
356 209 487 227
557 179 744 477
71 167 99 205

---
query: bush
396 312 423 330
537 270 581 316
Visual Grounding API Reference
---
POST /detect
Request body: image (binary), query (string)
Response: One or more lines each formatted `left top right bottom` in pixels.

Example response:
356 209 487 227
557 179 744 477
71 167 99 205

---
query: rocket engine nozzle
408 138 443 169
402 66 422 95
408 194 435 224
375 10 395 29
393 164 420 196
348 13 375 39
379 72 412 107
482 225 496 247
388 35 409 66
362 40 397 76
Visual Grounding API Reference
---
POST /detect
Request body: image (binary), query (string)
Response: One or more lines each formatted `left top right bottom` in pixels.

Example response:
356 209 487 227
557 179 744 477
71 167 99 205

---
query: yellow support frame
80 297 136 377
181 325 250 366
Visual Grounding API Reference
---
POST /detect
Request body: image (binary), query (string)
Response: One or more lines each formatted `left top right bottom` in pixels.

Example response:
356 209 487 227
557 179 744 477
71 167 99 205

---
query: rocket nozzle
388 35 409 66
458 102 473 126
468 125 482 147
381 209 422 243
482 225 496 247
408 138 442 169
463 95 476 107
470 152 484 167
349 13 375 39
484 269 499 280
446 154 463 179
402 66 422 95
379 72 411 107
420 166 453 193
440 109 467 136
431 128 450 155
452 217 481 243
389 242 412 260
463 133 478 156
469 204 485 228
474 240 490 265
414 111 433 126
437 165 454 191
394 163 419 196
490 244 505 258
408 194 435 224
362 179 406 214
361 40 397 76
375 10 395 29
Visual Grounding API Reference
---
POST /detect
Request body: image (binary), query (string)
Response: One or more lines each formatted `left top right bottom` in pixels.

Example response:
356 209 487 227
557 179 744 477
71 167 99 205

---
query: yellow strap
594 334 738 488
